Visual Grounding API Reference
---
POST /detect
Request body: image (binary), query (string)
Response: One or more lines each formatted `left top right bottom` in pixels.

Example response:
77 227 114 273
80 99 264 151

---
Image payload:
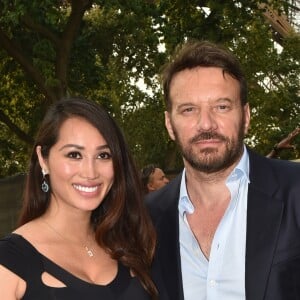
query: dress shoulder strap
0 233 44 282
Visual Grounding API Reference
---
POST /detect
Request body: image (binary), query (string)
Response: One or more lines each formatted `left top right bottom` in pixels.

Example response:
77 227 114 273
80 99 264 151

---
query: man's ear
147 182 155 192
243 103 251 135
165 111 176 141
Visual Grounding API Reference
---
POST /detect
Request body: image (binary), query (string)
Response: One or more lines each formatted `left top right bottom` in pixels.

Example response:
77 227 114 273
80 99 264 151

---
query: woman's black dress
0 234 151 299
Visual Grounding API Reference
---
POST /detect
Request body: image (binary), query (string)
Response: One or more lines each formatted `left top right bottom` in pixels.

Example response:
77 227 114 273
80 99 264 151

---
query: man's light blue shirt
178 147 250 300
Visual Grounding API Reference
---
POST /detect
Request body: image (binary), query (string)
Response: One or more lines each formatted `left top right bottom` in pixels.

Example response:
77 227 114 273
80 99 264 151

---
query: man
146 40 300 300
141 164 169 193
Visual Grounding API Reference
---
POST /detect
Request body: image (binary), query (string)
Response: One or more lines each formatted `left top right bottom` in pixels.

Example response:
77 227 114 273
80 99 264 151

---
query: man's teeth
73 184 98 192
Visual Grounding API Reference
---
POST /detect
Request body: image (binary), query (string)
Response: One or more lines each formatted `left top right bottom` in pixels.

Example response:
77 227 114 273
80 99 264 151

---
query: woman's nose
80 159 98 179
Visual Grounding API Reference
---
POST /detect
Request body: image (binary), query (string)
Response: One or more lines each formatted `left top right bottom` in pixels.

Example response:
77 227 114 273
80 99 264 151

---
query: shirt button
209 279 217 287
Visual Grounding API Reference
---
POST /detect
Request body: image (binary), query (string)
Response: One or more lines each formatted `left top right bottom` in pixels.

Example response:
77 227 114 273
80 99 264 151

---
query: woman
0 97 157 299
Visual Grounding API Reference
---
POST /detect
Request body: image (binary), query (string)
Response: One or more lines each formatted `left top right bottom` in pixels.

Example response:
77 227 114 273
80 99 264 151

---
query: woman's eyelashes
98 151 112 160
66 151 82 159
63 148 112 160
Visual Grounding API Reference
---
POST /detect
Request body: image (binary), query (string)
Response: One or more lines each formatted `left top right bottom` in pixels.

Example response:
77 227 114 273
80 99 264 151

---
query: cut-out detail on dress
41 271 67 288
0 234 152 299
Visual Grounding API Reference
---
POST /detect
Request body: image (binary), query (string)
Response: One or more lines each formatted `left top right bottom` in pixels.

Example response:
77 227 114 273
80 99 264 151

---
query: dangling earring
41 169 49 193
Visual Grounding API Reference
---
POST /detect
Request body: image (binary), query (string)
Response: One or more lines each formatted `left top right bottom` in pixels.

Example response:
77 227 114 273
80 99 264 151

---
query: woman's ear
36 145 49 173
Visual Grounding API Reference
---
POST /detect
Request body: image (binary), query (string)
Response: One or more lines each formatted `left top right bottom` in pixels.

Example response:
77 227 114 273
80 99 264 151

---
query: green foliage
0 0 299 177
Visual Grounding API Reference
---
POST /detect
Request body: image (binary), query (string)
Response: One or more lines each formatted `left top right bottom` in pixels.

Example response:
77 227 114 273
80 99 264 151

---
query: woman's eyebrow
58 144 110 151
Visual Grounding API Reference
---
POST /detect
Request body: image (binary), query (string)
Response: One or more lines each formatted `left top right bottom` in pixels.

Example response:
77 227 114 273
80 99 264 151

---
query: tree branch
259 3 296 39
0 28 57 103
55 0 93 97
20 14 60 46
0 109 34 145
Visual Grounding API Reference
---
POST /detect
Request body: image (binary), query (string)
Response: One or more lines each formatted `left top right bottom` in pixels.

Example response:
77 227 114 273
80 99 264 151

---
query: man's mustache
189 132 228 143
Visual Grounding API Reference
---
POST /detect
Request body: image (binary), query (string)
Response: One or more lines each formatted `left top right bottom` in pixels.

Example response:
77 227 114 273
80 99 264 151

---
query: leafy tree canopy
0 0 299 177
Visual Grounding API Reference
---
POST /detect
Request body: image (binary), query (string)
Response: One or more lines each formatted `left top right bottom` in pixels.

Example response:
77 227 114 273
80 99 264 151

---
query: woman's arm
0 264 26 300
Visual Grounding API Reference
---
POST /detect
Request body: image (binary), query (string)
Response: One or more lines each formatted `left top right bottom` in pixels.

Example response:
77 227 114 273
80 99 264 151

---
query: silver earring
41 169 49 193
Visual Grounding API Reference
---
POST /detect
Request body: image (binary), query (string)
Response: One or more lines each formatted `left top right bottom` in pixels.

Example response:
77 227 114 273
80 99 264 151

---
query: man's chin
199 147 220 156
185 150 238 173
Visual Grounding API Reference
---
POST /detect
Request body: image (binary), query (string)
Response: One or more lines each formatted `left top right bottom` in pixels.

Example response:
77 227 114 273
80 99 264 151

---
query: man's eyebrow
214 97 233 102
175 103 195 110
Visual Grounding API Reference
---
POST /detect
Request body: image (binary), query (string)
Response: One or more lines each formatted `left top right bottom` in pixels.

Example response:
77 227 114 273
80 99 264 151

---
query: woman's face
37 117 114 213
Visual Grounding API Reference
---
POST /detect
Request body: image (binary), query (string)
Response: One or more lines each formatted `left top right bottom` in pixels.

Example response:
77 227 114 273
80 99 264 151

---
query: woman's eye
98 152 112 159
67 151 81 159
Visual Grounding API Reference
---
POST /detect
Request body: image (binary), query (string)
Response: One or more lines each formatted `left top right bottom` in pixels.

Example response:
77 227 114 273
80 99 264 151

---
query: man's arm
266 127 300 158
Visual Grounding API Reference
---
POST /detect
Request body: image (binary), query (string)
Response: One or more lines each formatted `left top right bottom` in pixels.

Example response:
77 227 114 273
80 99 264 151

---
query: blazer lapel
245 151 284 300
158 204 183 300
154 175 184 300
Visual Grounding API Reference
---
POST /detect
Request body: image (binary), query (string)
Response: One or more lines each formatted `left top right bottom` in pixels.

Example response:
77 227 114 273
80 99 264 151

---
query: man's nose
196 109 217 131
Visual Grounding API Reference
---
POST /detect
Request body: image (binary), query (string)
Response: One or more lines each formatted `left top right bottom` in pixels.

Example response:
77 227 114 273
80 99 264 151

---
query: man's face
147 168 169 192
165 67 250 174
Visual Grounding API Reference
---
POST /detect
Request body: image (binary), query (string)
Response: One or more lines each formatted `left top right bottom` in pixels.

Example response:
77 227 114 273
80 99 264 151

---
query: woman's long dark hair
19 97 157 298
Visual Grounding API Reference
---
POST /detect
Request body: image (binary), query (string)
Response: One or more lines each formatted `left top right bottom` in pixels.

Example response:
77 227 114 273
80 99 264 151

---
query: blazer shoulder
248 149 300 190
257 152 300 177
145 173 182 217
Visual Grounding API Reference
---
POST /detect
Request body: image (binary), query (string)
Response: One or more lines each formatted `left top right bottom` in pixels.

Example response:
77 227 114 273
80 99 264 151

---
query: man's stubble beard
172 118 246 174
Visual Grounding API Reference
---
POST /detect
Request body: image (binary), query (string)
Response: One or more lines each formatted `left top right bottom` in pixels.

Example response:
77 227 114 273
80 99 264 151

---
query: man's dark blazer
146 149 300 300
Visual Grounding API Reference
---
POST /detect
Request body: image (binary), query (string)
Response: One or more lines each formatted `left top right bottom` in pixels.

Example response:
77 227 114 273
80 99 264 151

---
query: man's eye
67 152 81 159
182 107 194 113
217 105 230 111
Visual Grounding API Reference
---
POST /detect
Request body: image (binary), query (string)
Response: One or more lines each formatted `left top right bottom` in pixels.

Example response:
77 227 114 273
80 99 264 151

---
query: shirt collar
227 145 250 184
178 145 250 217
